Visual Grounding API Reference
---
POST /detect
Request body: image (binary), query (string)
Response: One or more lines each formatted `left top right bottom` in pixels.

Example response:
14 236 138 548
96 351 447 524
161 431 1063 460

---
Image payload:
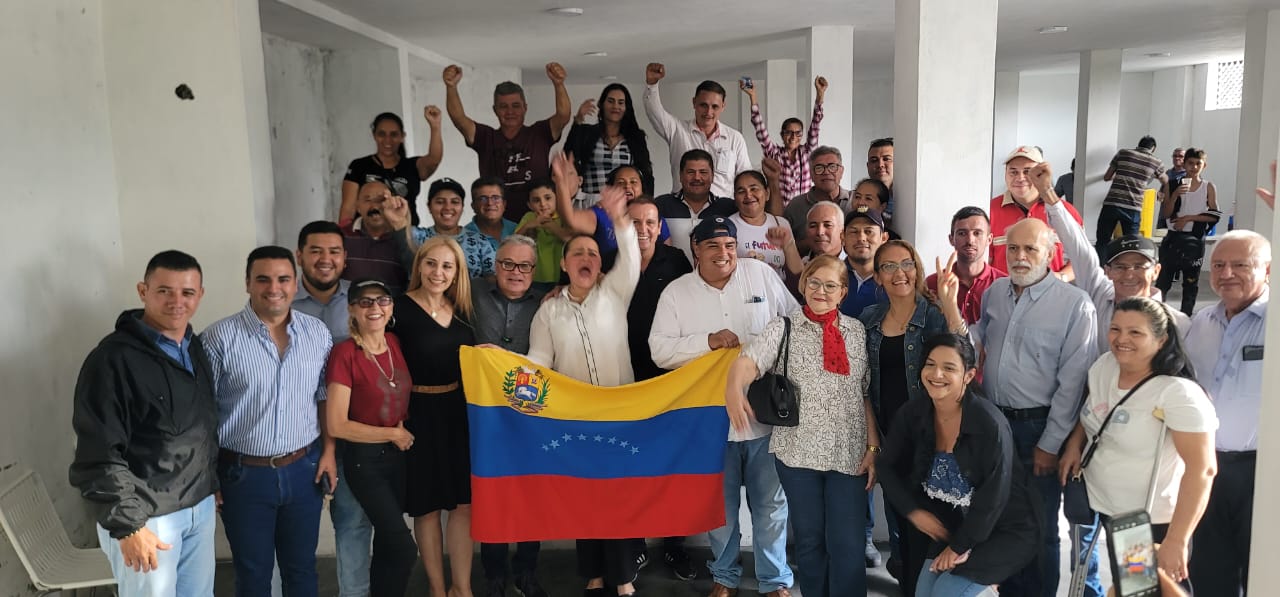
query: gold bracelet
866 445 882 453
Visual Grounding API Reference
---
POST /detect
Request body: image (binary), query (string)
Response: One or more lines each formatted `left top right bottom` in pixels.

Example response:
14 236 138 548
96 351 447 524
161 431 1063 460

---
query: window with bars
1206 59 1244 111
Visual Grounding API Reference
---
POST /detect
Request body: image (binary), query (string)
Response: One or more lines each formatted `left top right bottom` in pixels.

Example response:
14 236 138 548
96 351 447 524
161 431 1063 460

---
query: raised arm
551 151 597 235
546 62 571 140
744 80 779 157
804 76 827 153
416 105 444 180
642 63 679 141
443 65 476 146
339 180 360 224
600 186 641 303
1033 163 1108 303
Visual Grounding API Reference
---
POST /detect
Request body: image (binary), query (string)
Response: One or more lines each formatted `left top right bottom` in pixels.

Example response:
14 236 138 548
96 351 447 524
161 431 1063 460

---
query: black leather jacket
69 310 219 538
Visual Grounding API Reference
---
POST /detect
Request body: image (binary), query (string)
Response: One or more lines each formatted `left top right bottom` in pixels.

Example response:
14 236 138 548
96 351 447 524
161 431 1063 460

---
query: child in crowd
517 178 573 289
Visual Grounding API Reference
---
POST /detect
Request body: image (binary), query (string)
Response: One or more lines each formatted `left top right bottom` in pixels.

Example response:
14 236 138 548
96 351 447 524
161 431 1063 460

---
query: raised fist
424 105 442 127
646 63 666 85
546 62 567 84
442 65 462 87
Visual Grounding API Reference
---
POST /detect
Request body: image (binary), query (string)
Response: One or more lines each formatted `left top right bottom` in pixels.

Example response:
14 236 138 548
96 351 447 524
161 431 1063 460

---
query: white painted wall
264 33 334 244
323 47 405 220
1119 72 1155 153
852 77 894 179
1190 64 1242 217
1015 73 1080 176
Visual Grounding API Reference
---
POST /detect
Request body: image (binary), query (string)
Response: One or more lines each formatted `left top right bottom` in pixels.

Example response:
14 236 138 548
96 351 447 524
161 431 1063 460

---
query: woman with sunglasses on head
725 254 877 597
857 240 967 594
566 84 654 208
340 108 444 226
877 334 1040 597
325 280 417 597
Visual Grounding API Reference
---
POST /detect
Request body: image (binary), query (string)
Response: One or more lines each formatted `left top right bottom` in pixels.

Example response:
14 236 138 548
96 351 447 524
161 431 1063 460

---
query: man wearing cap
990 145 1084 280
202 246 335 596
293 221 376 597
341 180 418 294
650 216 799 597
1098 136 1167 255
973 218 1098 596
70 250 220 597
839 207 889 318
784 147 852 254
1031 163 1189 350
657 149 738 265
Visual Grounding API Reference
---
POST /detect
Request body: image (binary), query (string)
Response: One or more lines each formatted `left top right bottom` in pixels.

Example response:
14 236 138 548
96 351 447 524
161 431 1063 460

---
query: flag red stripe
470 473 725 543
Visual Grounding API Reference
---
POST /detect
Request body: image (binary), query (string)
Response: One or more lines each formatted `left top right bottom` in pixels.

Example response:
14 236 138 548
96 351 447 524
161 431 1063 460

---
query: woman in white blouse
525 181 641 597
1058 297 1217 585
725 254 879 597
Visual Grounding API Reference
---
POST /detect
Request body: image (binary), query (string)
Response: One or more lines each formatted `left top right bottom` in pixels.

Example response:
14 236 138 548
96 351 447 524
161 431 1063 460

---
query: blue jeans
707 435 794 592
331 455 373 597
1004 417 1100 597
1094 205 1142 258
97 494 217 597
775 461 867 597
916 561 998 597
218 445 325 597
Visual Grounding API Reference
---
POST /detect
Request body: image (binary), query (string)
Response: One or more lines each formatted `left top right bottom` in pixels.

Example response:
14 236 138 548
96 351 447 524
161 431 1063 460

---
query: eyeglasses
497 259 535 273
781 130 804 138
877 260 917 274
355 296 393 308
805 278 845 294
813 163 843 174
476 195 504 204
1107 262 1154 273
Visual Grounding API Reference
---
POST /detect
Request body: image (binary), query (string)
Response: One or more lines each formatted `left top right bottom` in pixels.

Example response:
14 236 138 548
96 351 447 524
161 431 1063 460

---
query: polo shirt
839 262 885 318
988 193 1082 274
339 218 414 295
925 264 1007 325
471 277 546 355
1104 148 1165 211
292 279 351 341
655 191 737 264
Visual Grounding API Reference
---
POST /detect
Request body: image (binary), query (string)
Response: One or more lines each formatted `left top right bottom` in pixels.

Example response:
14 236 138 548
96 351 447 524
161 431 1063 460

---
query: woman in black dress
340 108 444 226
396 235 476 597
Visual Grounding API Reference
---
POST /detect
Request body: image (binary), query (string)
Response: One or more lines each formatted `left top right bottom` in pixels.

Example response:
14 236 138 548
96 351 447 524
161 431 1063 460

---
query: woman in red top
325 279 416 597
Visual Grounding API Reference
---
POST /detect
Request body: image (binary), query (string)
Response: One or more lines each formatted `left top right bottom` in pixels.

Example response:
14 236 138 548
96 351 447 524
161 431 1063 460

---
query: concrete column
893 0 997 262
807 26 855 188
1073 49 1123 238
991 71 1020 195
1149 66 1194 155
1234 9 1280 236
1254 130 1280 591
765 59 799 132
323 47 405 218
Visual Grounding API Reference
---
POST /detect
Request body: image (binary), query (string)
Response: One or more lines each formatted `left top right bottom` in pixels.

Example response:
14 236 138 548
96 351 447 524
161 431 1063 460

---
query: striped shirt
203 304 333 457
1104 148 1165 211
750 99 824 201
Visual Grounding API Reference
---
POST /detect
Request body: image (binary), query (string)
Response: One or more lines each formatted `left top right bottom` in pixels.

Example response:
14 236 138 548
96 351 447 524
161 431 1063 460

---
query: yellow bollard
1112 190 1157 239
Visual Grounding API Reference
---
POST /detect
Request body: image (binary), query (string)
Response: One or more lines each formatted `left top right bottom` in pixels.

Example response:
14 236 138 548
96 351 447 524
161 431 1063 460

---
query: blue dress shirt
292 279 351 341
1185 288 1268 452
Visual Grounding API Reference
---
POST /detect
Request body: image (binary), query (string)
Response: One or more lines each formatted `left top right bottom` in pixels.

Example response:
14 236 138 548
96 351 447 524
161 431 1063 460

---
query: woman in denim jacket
857 240 966 595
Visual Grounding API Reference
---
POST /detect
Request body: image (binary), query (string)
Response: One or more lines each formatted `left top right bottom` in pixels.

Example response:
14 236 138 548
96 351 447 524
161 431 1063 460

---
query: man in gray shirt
973 217 1098 597
470 234 549 597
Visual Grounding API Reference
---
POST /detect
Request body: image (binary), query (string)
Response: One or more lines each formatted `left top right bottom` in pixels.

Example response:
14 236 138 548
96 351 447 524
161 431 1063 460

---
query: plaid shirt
575 137 633 208
751 98 824 201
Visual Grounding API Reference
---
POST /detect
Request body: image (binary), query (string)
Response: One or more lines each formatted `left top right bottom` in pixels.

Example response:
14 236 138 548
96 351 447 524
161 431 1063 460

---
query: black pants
662 536 684 554
1095 205 1142 259
342 442 417 597
1155 231 1204 316
894 512 930 597
577 538 645 587
1189 451 1254 597
480 541 541 580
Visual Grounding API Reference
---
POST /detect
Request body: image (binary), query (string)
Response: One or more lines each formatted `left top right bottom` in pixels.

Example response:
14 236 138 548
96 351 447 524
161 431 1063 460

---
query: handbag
1163 230 1205 265
1062 374 1157 525
746 317 800 427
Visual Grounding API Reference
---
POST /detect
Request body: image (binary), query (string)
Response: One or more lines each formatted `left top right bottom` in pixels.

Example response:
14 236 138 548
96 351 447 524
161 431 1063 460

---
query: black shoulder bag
746 317 800 427
1062 374 1157 525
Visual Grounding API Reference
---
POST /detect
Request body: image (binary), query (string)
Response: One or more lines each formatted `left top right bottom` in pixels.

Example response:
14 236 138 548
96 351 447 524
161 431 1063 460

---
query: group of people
68 60 1271 597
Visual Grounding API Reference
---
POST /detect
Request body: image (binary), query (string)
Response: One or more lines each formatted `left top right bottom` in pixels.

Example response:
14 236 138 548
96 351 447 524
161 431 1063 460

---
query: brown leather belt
219 447 308 468
412 382 459 394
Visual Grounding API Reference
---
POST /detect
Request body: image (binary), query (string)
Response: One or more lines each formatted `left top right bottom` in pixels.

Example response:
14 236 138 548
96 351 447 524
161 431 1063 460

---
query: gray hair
806 200 844 223
498 234 539 264
1212 230 1272 266
1005 217 1058 256
809 145 842 164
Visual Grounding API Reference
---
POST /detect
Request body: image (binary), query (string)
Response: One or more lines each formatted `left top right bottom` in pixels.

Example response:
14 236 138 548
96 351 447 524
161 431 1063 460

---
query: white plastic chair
0 471 116 594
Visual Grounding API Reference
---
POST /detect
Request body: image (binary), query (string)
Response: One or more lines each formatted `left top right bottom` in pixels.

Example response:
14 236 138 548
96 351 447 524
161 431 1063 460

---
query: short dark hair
1184 147 1207 160
526 177 555 195
780 118 804 132
869 137 894 150
949 206 990 232
145 250 203 281
735 169 768 189
606 164 642 185
679 149 714 171
245 245 296 278
853 178 891 207
471 176 505 197
1114 297 1196 380
493 81 526 103
694 80 727 99
923 333 979 372
1138 135 1157 150
297 220 343 250
628 195 657 208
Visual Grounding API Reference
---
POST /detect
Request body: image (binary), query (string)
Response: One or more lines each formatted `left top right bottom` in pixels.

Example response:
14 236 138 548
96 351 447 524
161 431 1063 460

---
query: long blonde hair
408 236 474 319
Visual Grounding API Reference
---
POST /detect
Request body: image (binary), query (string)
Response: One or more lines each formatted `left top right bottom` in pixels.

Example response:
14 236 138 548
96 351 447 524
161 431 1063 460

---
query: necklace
368 347 397 388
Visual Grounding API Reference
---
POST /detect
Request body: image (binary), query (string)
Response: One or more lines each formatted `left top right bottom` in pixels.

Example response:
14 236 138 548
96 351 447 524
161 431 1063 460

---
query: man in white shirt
649 217 799 597
643 63 751 197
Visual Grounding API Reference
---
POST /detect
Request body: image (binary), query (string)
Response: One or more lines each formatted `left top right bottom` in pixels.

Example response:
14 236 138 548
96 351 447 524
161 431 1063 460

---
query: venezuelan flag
461 346 734 543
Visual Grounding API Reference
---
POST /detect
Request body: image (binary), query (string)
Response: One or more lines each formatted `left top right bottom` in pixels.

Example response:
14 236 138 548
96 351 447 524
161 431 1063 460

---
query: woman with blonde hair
396 236 478 597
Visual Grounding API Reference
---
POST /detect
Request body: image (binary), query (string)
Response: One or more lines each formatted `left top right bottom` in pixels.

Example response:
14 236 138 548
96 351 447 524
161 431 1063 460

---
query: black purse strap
768 317 791 377
1080 374 1157 469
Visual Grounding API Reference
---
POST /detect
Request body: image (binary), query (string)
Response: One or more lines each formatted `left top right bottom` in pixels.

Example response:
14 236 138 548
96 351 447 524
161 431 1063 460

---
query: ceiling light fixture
546 7 584 16
583 51 608 57
1145 52 1172 58
1037 25 1069 34
601 75 618 80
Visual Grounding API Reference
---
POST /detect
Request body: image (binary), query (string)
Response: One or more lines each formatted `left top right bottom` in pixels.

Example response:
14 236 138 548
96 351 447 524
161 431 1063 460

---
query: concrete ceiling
306 0 1280 82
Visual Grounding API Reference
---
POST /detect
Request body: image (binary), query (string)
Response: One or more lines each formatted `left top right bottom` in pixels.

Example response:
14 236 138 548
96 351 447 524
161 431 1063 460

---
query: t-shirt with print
729 213 790 279
344 155 424 226
470 119 556 223
325 335 411 428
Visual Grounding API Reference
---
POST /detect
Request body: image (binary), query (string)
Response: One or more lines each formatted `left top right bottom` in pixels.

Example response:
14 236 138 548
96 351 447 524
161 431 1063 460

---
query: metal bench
0 471 115 595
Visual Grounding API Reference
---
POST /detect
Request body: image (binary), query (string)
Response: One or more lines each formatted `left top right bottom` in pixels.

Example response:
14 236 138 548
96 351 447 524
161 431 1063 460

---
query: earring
389 315 397 328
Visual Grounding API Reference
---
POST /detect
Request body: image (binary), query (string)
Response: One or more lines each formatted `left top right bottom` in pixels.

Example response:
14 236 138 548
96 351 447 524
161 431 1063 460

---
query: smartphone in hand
1104 511 1159 597
319 473 334 497
740 76 754 90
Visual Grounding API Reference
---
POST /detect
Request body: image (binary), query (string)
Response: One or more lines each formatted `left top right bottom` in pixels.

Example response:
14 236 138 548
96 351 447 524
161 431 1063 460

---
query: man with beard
925 207 1007 325
340 179 418 293
656 149 737 265
972 218 1098 596
650 216 798 597
292 221 375 597
784 147 852 253
838 207 889 318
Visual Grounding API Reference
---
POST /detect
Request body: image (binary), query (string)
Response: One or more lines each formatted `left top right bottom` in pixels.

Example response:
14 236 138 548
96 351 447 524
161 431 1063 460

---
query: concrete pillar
1149 66 1194 155
807 26 855 188
1254 130 1280 591
991 71 1020 195
1234 9 1280 236
893 0 997 262
323 47 405 218
765 59 799 132
1073 49 1123 238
